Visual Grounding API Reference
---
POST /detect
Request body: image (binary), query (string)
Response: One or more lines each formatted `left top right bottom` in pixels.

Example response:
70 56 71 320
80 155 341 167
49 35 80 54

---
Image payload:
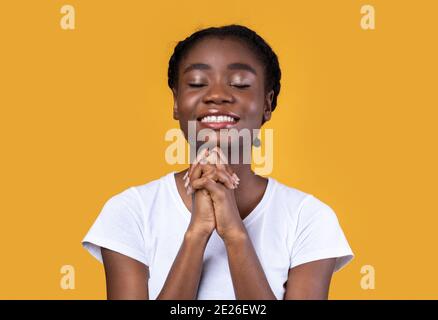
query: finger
191 163 215 180
187 147 210 174
190 177 226 200
194 163 238 192
204 153 218 166
187 163 215 194
209 147 240 184
200 149 238 188
194 147 209 165
207 148 231 175
189 148 209 172
184 147 210 188
203 169 236 190
213 146 229 165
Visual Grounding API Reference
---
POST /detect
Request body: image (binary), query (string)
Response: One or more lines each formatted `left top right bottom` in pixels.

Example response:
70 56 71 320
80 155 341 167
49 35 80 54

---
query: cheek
177 91 201 116
239 92 265 123
176 92 201 139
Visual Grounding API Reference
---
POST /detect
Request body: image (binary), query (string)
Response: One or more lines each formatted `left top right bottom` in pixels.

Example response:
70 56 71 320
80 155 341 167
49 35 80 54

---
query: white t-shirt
82 171 354 300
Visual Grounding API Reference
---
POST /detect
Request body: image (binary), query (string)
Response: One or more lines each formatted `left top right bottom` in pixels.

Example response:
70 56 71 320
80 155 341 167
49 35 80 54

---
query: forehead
179 37 263 73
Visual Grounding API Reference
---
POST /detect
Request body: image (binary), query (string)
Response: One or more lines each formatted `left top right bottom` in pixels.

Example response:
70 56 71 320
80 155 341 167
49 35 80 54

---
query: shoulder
268 176 339 224
81 174 174 267
102 171 173 218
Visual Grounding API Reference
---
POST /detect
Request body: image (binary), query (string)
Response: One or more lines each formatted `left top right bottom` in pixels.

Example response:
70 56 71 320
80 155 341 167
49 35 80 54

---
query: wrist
222 227 249 247
185 228 212 243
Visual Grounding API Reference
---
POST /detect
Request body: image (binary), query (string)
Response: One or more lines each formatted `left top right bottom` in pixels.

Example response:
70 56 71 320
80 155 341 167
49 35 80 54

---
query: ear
263 90 274 123
172 88 179 120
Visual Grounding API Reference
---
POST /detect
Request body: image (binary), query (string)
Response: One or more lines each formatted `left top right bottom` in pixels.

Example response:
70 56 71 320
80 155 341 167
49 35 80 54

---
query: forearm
156 230 210 299
225 231 277 300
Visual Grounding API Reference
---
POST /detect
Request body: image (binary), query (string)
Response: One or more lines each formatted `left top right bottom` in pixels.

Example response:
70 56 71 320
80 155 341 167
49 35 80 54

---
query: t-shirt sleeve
290 195 354 272
81 187 150 266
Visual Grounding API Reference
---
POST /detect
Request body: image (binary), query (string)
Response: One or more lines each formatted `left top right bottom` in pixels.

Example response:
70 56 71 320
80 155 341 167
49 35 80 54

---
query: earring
253 136 261 148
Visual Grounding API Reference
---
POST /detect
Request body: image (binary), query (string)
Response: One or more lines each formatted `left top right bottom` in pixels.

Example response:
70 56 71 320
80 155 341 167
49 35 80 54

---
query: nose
203 82 234 105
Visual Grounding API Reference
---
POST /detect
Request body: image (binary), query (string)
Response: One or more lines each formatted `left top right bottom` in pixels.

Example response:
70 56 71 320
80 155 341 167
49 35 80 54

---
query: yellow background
0 0 437 299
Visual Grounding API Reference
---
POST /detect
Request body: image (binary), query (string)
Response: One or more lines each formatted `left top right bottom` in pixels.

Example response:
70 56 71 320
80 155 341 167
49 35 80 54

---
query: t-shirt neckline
167 171 275 226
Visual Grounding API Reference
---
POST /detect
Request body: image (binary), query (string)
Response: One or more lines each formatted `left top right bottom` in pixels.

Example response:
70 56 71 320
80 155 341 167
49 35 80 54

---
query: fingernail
183 171 189 180
233 173 240 181
194 148 207 165
184 179 190 188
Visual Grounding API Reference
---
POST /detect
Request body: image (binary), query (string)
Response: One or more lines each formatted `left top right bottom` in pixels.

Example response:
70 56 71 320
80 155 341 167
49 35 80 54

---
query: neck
228 163 255 181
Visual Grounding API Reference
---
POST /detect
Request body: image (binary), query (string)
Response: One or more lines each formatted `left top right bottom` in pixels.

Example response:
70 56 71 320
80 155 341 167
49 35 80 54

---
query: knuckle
205 173 215 181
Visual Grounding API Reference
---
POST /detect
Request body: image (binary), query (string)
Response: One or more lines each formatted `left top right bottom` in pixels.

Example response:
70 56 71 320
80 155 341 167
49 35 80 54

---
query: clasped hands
183 147 246 243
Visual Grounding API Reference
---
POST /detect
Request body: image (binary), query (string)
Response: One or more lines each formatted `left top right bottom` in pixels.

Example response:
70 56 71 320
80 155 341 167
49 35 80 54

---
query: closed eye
231 84 250 89
188 83 206 88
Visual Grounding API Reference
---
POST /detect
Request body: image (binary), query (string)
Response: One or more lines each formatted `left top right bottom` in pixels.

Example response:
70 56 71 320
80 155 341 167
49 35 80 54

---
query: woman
82 24 354 300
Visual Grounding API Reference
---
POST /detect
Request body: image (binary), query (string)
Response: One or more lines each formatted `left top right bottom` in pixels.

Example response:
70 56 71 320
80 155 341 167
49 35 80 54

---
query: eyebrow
182 63 257 75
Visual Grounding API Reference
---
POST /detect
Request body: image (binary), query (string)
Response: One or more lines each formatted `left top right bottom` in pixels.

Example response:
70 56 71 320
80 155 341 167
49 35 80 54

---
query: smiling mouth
196 114 240 130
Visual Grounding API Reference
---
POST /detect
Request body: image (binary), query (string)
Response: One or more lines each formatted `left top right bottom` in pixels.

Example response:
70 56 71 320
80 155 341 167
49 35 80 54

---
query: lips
196 110 240 130
197 112 239 130
198 121 238 130
196 109 240 122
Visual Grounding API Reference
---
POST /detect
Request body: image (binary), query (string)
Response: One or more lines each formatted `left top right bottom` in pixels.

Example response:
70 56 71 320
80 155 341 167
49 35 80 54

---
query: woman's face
173 37 274 151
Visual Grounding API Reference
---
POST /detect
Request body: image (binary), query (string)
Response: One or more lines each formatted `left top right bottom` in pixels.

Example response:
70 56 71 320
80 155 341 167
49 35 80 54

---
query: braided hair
167 24 281 112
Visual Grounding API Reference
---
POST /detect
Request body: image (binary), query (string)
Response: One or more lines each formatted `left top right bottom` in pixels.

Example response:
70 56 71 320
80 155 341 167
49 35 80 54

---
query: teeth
200 115 236 123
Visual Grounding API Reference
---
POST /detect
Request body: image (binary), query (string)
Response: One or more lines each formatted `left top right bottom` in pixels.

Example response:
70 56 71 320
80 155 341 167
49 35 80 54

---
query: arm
156 230 211 299
101 247 149 300
284 258 337 299
101 229 211 300
224 231 277 300
225 232 337 300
